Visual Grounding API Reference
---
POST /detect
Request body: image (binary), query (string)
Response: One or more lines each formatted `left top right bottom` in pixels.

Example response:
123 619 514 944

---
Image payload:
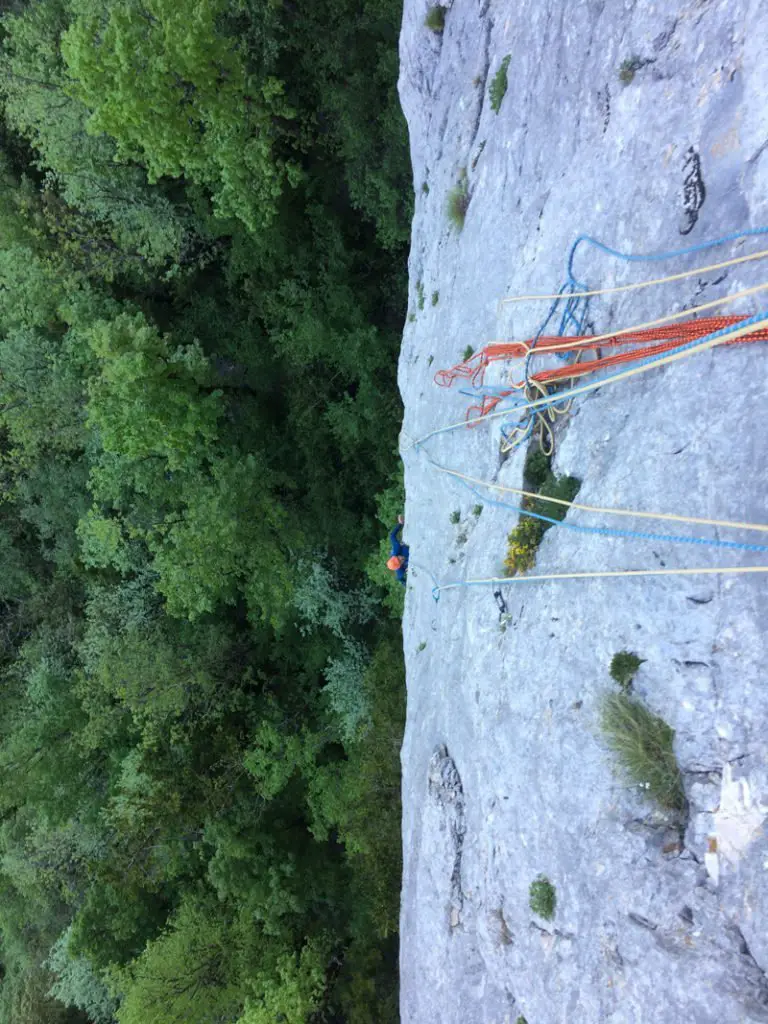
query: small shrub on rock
504 516 542 575
424 5 447 32
529 876 556 920
489 55 511 113
535 471 581 522
610 650 644 690
619 55 643 85
523 448 551 491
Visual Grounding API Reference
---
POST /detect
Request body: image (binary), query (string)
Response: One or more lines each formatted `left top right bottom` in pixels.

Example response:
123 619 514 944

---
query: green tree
236 935 332 1024
110 897 242 1024
0 0 193 273
61 0 299 232
46 927 117 1024
84 312 222 468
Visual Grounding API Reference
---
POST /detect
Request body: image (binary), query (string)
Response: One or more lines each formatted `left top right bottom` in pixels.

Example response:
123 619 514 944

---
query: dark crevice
529 920 575 940
628 911 657 931
727 925 768 1014
652 19 678 53
680 145 706 235
428 745 466 927
597 83 611 135
467 17 493 158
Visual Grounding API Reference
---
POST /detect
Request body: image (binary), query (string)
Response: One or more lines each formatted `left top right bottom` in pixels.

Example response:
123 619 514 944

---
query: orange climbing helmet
387 555 404 571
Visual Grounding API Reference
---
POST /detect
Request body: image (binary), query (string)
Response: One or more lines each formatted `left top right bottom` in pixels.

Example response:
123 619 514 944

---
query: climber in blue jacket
387 515 409 585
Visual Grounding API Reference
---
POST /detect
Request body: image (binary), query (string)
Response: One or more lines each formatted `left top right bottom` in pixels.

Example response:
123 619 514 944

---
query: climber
387 514 409 585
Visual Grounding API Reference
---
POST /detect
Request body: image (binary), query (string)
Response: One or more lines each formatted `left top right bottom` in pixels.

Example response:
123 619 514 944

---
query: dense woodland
0 1 410 1021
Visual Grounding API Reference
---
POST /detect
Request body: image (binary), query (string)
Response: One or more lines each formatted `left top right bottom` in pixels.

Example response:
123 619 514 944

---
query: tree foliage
0 0 409 1019
61 0 299 232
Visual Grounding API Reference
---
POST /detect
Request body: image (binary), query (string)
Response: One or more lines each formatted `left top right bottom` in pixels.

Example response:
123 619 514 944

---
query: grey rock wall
397 1 768 1020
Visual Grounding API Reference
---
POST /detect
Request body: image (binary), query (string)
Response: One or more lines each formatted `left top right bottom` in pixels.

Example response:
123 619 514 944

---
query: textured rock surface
397 1 768 1021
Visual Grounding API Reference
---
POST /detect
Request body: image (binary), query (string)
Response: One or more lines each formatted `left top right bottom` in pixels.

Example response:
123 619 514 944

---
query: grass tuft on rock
424 5 446 32
489 55 511 113
610 650 644 690
529 876 556 920
447 177 469 230
600 692 686 812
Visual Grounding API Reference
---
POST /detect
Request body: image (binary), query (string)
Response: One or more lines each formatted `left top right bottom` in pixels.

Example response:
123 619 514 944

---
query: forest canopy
0 0 410 1021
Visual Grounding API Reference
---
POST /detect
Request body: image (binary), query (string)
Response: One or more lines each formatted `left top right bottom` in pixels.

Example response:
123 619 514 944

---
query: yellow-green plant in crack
490 55 511 113
424 5 446 32
504 457 581 576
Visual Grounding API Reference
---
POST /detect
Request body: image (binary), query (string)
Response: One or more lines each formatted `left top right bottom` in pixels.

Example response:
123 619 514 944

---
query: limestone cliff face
396 2 768 1020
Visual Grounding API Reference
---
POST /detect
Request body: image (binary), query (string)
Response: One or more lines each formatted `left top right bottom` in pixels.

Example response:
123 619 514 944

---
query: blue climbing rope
524 227 768 382
416 229 768 600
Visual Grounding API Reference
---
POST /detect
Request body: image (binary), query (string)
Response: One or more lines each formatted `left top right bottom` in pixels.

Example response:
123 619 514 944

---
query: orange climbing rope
434 314 768 424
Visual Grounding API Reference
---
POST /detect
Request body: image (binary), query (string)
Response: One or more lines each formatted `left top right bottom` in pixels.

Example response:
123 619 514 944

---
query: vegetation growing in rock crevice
529 876 556 920
0 0 411 1019
489 55 511 112
610 650 644 690
447 174 470 229
600 692 687 813
619 55 644 85
504 449 581 576
424 5 447 32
